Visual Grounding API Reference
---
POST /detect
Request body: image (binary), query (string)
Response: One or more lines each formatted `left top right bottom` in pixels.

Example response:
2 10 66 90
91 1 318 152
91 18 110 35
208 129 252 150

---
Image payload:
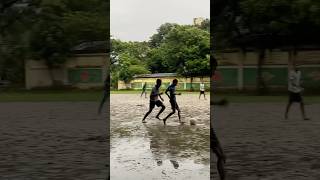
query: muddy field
212 102 320 180
110 94 211 180
1 96 319 180
0 102 108 180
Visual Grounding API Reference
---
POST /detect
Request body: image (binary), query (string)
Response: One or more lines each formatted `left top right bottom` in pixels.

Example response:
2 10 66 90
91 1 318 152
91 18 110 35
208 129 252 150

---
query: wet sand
111 94 210 180
212 102 320 180
0 102 108 180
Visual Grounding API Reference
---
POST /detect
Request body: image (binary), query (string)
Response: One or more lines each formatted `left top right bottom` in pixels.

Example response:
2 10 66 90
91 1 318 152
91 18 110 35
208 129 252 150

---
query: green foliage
1 0 108 84
151 25 210 77
0 0 37 83
149 23 178 48
213 0 320 49
111 22 210 87
110 41 150 84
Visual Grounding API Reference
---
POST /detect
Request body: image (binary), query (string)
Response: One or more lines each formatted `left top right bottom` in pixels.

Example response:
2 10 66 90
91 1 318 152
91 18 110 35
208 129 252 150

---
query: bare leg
156 105 165 120
204 93 206 100
176 102 181 122
163 109 175 125
285 101 292 119
98 93 107 114
211 128 226 180
214 148 226 180
300 102 309 120
142 107 153 123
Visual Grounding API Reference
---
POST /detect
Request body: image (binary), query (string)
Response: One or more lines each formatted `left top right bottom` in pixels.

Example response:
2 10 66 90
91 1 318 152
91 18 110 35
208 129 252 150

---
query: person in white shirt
285 65 309 120
142 79 165 123
199 82 206 100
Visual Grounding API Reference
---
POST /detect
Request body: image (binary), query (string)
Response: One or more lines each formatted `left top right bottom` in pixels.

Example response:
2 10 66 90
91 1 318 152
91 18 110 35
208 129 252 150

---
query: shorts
289 92 302 103
200 91 205 94
170 99 180 111
150 100 163 109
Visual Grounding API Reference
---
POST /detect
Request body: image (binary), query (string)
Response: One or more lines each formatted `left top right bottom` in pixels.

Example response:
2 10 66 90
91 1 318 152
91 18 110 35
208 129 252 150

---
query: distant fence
118 77 211 91
127 82 210 91
214 65 320 90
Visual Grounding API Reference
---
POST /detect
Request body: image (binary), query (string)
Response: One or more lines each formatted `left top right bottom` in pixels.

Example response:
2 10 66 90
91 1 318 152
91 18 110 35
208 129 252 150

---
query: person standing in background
285 64 310 120
199 81 206 100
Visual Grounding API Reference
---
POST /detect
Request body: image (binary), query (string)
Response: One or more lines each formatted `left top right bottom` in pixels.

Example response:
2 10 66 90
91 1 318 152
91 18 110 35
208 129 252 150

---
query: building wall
217 49 320 66
214 49 320 91
118 76 210 90
25 53 108 89
214 65 320 90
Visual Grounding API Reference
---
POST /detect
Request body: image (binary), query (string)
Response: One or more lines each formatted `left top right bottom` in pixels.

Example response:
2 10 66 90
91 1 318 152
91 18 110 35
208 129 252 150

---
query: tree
111 22 210 90
117 52 150 85
213 0 320 94
29 0 108 85
158 25 210 90
110 40 150 88
149 23 178 48
29 1 69 85
0 0 38 83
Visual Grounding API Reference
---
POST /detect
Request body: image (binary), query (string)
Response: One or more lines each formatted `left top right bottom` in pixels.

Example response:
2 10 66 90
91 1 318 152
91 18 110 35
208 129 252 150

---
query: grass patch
213 94 320 103
0 89 319 103
0 90 102 102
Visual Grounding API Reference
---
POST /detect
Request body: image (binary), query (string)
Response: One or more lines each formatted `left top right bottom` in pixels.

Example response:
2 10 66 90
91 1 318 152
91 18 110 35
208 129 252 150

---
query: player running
142 79 165 123
211 127 226 180
162 79 182 125
211 54 226 180
140 82 147 98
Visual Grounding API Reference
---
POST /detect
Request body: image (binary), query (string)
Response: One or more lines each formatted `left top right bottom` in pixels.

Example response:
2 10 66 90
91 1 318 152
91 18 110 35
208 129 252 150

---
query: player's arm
165 88 171 99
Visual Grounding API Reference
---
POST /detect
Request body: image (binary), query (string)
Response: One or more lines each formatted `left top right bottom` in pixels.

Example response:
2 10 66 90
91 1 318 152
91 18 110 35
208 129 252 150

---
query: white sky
111 0 210 42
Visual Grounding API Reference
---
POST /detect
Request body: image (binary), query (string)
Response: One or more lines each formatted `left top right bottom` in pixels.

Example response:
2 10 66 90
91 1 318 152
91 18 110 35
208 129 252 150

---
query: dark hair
173 79 178 84
156 79 161 84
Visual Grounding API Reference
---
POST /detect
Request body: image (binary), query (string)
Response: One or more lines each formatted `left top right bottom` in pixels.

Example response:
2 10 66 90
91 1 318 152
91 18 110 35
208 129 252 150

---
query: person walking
141 82 147 98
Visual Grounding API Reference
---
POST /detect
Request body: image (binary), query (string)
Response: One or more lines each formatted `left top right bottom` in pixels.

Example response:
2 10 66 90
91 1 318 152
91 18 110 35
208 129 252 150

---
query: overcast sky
111 0 210 42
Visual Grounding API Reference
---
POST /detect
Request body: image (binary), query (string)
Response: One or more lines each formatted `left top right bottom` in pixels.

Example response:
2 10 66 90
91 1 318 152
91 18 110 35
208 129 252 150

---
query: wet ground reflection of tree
144 123 210 168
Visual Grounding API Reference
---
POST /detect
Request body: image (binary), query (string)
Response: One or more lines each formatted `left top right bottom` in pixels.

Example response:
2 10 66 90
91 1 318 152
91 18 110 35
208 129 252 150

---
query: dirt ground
0 102 109 180
1 95 319 180
212 102 320 180
110 94 210 180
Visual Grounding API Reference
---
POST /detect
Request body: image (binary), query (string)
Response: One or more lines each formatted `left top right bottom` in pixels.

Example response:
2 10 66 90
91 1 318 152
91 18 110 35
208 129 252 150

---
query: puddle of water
111 137 209 180
111 94 210 180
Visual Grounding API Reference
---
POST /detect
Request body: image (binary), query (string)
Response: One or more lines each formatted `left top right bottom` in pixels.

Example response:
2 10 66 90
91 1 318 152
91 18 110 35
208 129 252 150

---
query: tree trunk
48 67 56 87
257 49 267 95
190 77 194 91
288 47 298 71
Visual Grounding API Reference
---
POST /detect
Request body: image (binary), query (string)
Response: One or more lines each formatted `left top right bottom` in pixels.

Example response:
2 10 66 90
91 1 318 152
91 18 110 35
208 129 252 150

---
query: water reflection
110 94 210 179
145 123 210 165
